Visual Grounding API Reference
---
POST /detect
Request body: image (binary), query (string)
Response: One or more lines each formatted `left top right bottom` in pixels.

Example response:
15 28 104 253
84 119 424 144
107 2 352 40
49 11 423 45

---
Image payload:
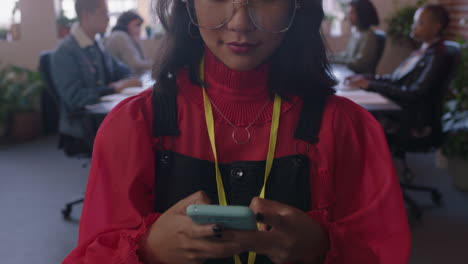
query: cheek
262 34 284 54
100 17 108 26
199 29 221 47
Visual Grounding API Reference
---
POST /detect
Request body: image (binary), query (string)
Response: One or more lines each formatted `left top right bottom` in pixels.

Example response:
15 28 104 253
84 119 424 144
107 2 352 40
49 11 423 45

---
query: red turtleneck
174 48 300 163
63 49 410 264
179 48 298 127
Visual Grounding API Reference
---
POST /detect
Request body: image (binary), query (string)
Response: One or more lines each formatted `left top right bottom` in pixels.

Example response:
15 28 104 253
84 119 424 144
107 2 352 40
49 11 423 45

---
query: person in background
347 4 451 144
63 0 410 263
51 0 141 153
331 0 380 74
104 11 153 74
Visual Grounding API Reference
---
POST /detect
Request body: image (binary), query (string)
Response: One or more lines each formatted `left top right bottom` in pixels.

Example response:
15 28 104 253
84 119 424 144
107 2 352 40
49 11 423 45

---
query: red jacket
63 73 410 263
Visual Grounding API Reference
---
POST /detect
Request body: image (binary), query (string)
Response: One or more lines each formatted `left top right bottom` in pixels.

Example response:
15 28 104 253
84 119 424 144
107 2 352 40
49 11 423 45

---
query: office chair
39 53 60 134
371 30 386 74
38 51 90 219
391 41 461 220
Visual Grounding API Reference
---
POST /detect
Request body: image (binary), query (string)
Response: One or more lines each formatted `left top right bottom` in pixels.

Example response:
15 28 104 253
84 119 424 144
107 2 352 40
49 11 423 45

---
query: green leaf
0 65 45 113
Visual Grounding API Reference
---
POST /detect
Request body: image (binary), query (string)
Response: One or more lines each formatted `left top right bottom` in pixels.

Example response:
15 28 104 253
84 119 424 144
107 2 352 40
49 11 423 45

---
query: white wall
0 0 58 70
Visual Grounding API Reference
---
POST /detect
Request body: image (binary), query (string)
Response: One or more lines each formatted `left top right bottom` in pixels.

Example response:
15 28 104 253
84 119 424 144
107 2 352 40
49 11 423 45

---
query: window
0 0 21 41
323 0 347 37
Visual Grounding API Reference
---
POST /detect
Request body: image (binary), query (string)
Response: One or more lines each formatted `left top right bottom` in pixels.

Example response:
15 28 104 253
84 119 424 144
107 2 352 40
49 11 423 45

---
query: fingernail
212 225 223 234
256 213 264 222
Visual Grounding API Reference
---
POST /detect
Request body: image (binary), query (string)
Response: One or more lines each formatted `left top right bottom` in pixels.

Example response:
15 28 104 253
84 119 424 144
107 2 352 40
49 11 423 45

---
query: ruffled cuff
112 213 162 264
304 210 332 263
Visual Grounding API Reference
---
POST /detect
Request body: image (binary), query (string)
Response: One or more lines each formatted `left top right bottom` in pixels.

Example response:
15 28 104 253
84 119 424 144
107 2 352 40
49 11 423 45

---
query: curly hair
422 4 450 35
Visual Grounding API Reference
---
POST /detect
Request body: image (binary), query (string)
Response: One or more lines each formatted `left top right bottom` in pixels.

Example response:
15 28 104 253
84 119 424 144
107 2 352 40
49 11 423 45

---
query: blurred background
0 0 467 263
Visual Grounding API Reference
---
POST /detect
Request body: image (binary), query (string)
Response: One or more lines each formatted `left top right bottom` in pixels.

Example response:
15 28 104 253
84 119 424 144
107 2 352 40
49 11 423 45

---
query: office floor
0 135 467 264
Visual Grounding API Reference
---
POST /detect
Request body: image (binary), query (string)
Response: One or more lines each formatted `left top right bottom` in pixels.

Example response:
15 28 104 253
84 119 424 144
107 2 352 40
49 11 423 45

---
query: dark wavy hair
153 0 336 100
112 11 144 33
350 0 380 30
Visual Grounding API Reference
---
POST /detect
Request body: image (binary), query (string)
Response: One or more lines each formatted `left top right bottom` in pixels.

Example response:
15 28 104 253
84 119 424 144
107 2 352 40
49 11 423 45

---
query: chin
225 59 262 71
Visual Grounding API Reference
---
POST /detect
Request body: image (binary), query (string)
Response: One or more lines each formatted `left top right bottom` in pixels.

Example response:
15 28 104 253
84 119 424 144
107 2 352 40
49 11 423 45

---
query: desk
80 73 154 145
331 64 401 112
85 72 153 114
86 66 401 114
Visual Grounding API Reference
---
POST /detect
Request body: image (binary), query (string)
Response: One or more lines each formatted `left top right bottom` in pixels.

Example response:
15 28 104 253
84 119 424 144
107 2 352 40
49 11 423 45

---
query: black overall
151 91 327 264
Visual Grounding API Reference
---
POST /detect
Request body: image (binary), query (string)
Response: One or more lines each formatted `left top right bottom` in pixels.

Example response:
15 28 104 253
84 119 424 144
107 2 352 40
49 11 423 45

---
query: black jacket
368 40 451 129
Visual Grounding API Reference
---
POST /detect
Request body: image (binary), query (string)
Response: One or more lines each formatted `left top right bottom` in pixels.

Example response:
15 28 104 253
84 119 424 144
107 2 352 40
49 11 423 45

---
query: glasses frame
181 0 301 34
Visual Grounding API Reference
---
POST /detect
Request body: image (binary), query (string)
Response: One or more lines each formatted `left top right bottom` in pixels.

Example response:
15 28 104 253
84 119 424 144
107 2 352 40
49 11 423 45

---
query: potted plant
442 40 468 191
386 0 426 48
0 65 45 141
0 28 8 40
145 25 152 39
56 10 76 38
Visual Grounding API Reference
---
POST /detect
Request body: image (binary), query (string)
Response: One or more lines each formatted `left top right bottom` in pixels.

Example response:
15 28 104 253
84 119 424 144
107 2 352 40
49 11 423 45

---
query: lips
227 42 259 54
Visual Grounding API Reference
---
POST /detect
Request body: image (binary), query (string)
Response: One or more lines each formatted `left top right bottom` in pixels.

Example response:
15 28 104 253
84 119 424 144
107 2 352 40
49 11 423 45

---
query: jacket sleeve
51 47 115 112
62 94 160 264
367 51 449 104
346 33 378 73
321 98 411 263
110 54 133 83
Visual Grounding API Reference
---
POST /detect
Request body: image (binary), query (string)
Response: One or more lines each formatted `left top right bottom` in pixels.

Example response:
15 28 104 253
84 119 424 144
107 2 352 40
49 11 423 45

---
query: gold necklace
207 96 270 144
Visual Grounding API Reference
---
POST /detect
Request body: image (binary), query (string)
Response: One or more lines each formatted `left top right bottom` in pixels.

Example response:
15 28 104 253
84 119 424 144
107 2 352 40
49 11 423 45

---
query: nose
226 1 256 32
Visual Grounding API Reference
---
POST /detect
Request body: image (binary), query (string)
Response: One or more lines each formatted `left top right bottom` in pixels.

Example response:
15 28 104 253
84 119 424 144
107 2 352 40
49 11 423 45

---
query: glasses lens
185 0 297 33
187 0 233 29
248 0 297 33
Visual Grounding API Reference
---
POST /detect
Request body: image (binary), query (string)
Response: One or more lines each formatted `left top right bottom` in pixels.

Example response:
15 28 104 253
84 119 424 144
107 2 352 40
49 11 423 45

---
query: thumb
249 197 291 228
168 190 211 215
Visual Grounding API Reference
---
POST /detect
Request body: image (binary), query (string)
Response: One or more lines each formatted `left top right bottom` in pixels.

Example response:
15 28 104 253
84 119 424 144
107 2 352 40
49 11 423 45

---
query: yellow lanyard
201 58 281 264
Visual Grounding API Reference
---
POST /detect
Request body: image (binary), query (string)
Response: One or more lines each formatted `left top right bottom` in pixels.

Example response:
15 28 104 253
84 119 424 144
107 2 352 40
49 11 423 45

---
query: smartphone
186 204 257 231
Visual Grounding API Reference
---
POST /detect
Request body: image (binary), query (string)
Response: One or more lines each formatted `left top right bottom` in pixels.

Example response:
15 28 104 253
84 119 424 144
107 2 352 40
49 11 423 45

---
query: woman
332 0 380 74
63 0 410 263
104 11 153 74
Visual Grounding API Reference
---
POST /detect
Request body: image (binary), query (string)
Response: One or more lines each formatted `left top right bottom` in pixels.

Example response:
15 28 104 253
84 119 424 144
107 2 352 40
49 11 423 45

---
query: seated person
51 0 141 153
347 4 451 144
331 0 380 74
104 11 153 74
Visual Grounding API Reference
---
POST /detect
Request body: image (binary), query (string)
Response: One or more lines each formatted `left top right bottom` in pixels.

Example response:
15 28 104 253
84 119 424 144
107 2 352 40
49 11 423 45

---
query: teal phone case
186 204 257 230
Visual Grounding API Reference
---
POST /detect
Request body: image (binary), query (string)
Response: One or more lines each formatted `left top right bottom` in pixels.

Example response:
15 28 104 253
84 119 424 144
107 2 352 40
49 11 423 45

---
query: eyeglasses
181 0 301 33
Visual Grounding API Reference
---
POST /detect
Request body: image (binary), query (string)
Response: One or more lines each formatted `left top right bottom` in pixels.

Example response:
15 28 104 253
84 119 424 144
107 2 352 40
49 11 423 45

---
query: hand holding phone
140 191 248 264
186 204 257 231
